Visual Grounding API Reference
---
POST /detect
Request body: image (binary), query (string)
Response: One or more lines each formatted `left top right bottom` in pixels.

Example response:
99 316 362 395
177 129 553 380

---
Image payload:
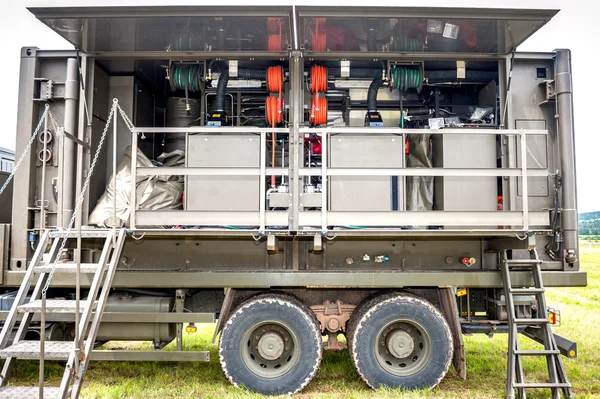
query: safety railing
129 127 290 232
127 126 550 233
300 127 548 232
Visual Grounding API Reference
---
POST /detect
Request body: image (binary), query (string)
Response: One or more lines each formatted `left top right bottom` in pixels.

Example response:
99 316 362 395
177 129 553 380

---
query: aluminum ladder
500 249 573 399
0 228 126 398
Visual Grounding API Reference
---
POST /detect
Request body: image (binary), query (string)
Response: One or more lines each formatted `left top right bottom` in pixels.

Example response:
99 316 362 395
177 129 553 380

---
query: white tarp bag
89 147 184 228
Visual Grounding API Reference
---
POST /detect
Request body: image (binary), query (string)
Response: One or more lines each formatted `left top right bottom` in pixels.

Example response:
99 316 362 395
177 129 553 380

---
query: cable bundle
389 66 422 92
312 18 327 51
389 36 423 52
169 64 203 92
267 17 283 52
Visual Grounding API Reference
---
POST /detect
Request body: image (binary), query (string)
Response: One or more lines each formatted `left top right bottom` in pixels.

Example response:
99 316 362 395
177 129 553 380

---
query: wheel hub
386 330 414 359
257 331 285 360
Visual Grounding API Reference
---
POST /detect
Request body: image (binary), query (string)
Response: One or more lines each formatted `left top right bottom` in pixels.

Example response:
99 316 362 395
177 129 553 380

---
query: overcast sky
1 0 598 212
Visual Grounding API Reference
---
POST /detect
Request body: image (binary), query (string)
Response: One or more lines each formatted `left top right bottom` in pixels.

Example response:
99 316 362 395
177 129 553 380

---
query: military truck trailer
0 5 585 399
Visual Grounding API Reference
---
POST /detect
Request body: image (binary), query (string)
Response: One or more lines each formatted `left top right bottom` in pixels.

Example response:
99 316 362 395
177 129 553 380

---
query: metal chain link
117 103 135 132
0 104 50 196
42 100 121 296
47 110 61 134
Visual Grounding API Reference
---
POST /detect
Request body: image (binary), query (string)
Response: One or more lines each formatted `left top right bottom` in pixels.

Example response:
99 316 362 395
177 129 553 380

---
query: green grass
7 248 600 398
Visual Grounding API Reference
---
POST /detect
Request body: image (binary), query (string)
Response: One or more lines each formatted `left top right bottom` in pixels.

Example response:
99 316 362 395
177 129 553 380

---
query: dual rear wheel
219 292 453 395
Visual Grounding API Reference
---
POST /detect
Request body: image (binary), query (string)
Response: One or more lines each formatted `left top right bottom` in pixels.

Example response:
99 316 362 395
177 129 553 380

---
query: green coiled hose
390 66 421 92
169 64 203 93
389 36 423 52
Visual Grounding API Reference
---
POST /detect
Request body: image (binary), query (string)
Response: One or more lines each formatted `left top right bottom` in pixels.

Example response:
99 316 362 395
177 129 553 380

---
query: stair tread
0 386 62 399
510 288 545 293
17 299 97 314
513 382 571 388
515 349 560 355
49 230 114 238
0 340 73 360
514 318 549 325
34 263 101 274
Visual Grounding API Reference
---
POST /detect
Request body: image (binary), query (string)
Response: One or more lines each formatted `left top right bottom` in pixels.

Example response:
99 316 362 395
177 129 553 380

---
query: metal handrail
127 126 546 232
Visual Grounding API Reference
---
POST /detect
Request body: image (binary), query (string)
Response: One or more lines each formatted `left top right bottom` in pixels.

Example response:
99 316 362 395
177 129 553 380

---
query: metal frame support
175 289 186 352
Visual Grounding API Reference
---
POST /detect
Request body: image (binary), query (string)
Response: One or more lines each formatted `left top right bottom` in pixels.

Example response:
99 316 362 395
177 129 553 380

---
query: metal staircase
500 249 573 399
0 228 126 398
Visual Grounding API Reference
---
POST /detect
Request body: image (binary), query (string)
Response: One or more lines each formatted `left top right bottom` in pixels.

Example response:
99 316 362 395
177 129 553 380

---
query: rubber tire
219 293 323 395
349 292 453 390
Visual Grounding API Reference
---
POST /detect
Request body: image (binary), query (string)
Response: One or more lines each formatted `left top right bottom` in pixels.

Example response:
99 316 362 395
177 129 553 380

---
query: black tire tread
349 292 453 390
219 292 323 395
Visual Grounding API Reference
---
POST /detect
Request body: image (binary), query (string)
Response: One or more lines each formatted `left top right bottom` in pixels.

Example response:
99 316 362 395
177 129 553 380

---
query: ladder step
0 386 62 399
513 382 571 389
49 230 114 239
514 349 560 356
34 263 101 274
0 340 73 360
514 318 549 325
17 299 97 314
506 259 543 265
509 288 545 294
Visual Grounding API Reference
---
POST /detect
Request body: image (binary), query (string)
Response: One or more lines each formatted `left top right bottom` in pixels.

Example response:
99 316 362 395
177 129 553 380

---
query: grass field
8 247 600 398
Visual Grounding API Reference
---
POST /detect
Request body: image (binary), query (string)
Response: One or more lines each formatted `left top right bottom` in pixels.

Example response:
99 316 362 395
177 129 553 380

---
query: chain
42 100 120 296
117 103 135 132
47 110 61 133
0 105 50 196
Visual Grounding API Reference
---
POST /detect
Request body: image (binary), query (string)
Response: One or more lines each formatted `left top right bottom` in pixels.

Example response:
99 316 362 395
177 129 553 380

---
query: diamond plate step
49 230 113 238
0 340 73 360
34 263 101 274
17 300 97 314
0 386 62 399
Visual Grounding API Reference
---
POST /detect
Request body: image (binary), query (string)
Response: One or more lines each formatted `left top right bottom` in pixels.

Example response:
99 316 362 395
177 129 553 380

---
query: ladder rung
506 259 543 265
509 288 545 294
0 386 62 399
17 299 97 314
514 349 560 356
514 318 549 325
34 263 101 274
0 340 73 360
49 230 114 239
513 382 571 389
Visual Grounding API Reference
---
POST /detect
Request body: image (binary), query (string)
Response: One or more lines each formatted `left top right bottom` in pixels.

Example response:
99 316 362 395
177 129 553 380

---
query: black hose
367 78 384 112
238 69 267 80
215 69 229 112
424 70 497 83
328 67 382 79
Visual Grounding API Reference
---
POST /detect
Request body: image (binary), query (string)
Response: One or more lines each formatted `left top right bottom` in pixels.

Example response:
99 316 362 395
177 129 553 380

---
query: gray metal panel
516 119 549 197
330 135 403 211
439 134 497 211
186 135 260 211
